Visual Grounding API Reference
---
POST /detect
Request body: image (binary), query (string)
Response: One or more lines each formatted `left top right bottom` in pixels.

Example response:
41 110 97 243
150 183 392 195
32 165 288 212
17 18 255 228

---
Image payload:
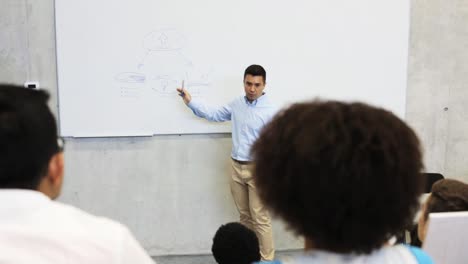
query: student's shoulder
404 245 434 264
50 201 130 235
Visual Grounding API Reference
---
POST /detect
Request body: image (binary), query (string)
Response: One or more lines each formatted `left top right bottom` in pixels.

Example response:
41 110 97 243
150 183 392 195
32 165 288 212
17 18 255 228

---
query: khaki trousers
230 159 275 261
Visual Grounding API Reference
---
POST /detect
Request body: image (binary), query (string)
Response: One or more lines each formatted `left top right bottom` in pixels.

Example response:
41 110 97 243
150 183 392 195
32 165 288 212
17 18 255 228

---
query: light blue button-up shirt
187 94 277 161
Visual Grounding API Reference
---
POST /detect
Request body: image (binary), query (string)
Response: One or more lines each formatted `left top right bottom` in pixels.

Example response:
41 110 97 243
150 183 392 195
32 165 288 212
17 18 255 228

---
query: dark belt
232 158 253 165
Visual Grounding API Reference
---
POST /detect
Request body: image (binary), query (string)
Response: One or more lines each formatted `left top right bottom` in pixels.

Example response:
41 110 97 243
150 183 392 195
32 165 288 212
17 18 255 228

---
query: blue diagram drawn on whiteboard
115 72 146 83
143 29 186 51
114 28 213 98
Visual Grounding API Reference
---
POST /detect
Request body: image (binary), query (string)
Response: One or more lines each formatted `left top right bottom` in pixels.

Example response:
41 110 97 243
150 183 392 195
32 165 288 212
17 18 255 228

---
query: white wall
1 0 467 256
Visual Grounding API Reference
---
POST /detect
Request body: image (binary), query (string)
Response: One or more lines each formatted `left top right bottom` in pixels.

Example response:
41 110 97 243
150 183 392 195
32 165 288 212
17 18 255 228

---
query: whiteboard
55 0 409 137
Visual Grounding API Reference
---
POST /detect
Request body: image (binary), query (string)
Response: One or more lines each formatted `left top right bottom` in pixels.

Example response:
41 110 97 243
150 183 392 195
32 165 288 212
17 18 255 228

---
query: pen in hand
176 80 191 105
179 80 185 97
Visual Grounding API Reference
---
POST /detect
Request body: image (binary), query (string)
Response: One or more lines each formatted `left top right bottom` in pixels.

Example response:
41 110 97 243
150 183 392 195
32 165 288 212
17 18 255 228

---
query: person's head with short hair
244 64 266 83
0 84 64 199
211 222 261 264
243 65 266 102
252 100 424 254
418 179 468 242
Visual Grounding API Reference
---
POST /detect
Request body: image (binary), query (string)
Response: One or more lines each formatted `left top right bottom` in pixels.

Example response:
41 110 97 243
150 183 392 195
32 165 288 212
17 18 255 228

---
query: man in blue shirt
177 65 276 261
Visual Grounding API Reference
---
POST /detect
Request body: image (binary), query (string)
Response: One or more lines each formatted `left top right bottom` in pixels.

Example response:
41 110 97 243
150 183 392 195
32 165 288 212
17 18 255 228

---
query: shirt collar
244 92 267 106
0 189 51 209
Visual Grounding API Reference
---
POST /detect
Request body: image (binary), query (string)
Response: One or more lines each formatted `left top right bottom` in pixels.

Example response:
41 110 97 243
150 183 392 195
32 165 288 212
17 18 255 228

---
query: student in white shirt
0 84 155 264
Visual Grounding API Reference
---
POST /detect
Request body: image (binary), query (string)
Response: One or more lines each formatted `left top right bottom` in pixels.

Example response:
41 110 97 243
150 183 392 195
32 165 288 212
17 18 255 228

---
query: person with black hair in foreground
212 222 261 264
0 85 154 264
252 100 433 263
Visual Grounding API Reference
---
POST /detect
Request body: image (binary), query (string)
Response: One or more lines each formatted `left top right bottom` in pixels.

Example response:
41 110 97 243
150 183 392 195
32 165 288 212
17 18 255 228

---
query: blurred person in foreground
0 84 155 264
252 100 433 264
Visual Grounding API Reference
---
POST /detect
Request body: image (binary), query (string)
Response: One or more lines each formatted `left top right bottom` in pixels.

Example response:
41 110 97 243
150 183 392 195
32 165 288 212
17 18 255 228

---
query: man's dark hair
0 84 59 189
423 179 468 220
244 64 266 83
211 222 261 264
252 100 424 254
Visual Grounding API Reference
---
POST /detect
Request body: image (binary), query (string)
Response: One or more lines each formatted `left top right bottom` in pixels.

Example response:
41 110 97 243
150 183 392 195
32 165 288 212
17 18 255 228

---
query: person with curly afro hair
251 100 433 264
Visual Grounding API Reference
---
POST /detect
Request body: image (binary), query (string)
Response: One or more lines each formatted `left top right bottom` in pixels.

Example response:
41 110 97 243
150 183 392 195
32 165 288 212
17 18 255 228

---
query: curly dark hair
211 222 261 264
251 100 424 254
423 179 468 221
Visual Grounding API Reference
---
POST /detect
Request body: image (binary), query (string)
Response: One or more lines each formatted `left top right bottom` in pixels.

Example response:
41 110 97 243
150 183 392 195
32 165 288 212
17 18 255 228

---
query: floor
153 249 301 264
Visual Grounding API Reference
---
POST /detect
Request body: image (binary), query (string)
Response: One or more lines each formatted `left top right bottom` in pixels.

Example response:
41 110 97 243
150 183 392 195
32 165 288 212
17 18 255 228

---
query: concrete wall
1 0 467 256
407 0 468 182
0 0 302 256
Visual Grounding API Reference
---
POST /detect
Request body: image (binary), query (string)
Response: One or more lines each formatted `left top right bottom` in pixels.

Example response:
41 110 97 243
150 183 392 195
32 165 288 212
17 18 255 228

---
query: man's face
244 74 265 101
